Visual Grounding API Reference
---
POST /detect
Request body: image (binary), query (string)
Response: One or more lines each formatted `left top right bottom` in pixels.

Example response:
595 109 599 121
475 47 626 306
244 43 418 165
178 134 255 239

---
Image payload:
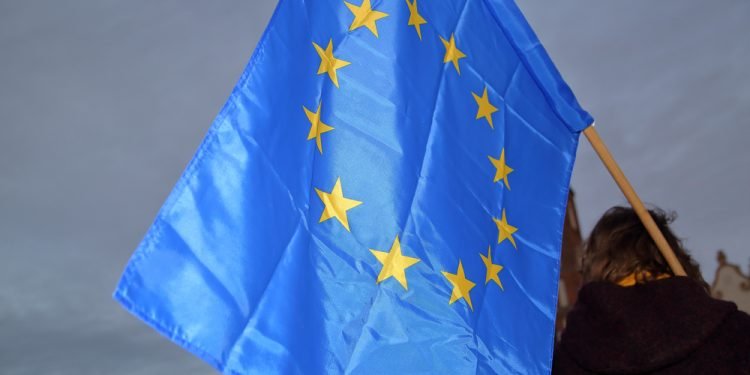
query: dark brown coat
554 277 750 374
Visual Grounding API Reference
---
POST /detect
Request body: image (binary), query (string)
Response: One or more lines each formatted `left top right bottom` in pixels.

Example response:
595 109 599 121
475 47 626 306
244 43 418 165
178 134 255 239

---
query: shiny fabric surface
114 0 593 373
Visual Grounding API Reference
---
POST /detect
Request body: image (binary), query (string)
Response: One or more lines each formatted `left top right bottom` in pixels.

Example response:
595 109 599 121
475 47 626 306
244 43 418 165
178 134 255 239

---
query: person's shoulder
721 307 750 334
736 308 750 323
713 308 750 370
730 308 750 334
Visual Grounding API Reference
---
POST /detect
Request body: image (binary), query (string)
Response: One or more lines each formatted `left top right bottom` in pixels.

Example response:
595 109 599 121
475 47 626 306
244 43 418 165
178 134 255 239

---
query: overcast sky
0 0 748 373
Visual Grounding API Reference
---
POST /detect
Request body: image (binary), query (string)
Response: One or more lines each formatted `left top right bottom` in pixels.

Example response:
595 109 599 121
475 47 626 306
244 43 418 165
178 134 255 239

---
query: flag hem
112 0 287 372
113 290 227 373
543 131 581 372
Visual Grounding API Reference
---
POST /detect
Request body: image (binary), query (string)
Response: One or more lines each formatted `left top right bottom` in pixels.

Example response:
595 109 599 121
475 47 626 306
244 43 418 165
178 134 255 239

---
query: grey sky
0 0 747 373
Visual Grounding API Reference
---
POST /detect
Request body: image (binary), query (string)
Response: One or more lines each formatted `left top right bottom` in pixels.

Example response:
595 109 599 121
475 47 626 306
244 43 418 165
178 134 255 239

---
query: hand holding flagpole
583 125 688 277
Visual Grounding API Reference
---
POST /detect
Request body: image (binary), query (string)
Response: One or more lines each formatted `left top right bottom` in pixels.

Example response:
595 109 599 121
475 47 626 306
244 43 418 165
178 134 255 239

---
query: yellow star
488 149 513 189
440 34 466 74
480 246 504 290
442 260 476 310
303 103 334 154
345 0 389 38
313 39 351 88
493 209 518 249
472 87 499 128
370 235 421 290
405 0 427 40
315 177 363 231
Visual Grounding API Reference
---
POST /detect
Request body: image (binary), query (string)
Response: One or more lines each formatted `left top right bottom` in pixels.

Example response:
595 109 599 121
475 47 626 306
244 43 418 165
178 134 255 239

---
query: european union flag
115 0 593 373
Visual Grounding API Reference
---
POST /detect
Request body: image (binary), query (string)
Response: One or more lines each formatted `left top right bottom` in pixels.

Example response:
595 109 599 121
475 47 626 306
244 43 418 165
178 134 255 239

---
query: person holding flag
554 207 750 374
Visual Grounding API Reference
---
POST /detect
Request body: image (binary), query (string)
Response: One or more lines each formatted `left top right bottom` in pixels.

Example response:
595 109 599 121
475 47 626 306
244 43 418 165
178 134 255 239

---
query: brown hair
581 206 708 291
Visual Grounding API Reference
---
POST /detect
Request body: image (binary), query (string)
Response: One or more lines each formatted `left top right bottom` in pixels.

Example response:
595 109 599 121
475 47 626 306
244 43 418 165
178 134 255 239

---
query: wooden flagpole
583 124 688 277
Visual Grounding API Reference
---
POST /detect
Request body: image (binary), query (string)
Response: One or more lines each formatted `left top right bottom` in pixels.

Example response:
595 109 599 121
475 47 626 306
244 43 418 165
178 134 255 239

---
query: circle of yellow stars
304 0 521 312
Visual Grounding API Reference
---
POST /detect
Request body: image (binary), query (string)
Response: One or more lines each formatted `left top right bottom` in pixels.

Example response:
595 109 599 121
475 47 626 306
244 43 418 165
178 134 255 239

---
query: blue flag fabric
115 0 592 373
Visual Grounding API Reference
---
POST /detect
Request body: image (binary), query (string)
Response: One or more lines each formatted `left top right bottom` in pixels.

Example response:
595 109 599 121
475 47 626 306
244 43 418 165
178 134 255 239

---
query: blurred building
555 190 584 341
711 250 750 314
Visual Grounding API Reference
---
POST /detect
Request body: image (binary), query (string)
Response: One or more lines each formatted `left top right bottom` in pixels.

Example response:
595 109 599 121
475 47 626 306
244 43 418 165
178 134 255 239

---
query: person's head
581 206 708 291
